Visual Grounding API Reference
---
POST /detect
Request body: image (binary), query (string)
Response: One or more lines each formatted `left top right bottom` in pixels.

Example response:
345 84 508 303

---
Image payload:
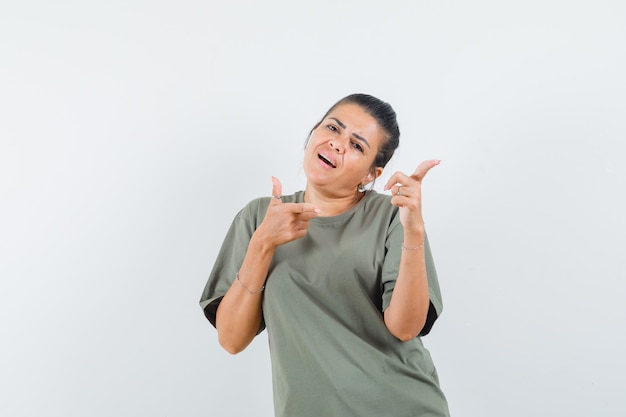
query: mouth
318 153 336 168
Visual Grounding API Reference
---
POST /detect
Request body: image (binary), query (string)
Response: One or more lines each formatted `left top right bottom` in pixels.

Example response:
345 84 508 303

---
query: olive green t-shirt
200 191 449 417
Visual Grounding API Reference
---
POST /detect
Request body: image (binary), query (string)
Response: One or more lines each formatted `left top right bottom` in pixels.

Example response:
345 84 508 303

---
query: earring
358 184 366 192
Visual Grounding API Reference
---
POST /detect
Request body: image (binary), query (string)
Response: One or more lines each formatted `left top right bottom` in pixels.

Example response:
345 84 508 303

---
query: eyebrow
329 117 371 149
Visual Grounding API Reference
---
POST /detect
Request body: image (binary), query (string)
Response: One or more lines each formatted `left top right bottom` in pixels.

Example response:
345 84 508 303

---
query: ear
362 167 383 185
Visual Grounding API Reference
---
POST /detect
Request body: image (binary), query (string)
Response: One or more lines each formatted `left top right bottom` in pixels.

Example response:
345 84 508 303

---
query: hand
255 177 320 248
384 160 440 234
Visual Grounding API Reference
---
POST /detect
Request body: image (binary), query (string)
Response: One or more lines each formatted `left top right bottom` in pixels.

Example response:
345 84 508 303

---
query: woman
200 93 450 416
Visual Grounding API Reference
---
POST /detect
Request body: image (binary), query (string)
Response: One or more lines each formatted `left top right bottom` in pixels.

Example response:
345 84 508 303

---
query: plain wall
1 1 625 416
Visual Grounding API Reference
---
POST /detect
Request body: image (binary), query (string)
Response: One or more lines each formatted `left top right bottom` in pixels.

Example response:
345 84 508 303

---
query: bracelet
236 272 265 294
401 241 424 251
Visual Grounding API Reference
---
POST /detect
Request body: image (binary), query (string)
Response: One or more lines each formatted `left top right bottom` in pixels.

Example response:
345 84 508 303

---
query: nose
329 138 346 154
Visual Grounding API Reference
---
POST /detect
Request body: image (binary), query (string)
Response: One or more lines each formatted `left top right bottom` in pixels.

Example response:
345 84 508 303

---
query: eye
351 141 364 153
326 124 338 132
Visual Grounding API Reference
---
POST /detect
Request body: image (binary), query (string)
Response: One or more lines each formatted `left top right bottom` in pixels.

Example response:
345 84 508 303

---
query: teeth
318 153 335 167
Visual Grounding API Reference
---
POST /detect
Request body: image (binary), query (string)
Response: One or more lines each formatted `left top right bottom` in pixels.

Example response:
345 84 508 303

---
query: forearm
384 229 430 342
216 233 275 354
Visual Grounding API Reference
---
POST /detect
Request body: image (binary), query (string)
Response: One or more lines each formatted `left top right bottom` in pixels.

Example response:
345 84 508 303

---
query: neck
303 184 365 217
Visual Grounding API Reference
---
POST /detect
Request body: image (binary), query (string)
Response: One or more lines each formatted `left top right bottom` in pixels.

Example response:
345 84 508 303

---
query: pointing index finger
411 159 441 181
300 203 321 214
281 203 321 217
384 171 410 191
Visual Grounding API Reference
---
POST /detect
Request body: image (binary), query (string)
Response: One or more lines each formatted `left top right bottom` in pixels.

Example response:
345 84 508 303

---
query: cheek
310 131 328 145
346 155 373 175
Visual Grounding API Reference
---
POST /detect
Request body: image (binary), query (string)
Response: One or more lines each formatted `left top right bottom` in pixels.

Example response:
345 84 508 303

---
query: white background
1 1 625 416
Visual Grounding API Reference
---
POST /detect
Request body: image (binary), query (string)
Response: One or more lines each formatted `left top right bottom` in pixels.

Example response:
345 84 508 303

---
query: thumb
271 176 283 203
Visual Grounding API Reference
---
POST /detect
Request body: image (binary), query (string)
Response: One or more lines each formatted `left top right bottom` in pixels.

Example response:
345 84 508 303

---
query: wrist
249 230 278 255
402 229 425 247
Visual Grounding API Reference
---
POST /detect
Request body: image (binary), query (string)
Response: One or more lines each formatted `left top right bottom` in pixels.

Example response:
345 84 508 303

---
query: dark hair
309 93 400 169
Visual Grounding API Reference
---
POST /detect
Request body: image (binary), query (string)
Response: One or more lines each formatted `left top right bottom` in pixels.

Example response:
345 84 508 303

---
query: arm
215 233 274 354
383 160 440 341
216 177 319 354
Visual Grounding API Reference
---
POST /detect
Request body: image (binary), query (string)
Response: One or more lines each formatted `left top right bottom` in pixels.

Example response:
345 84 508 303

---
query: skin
215 103 439 353
301 103 384 215
383 158 440 341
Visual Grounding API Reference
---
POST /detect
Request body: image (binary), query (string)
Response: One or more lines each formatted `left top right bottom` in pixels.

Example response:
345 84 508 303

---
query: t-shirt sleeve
381 215 444 337
199 200 267 333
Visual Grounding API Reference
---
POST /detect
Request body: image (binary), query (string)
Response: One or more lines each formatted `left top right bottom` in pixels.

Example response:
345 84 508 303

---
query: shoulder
360 190 398 219
234 197 270 226
363 190 392 205
239 196 271 214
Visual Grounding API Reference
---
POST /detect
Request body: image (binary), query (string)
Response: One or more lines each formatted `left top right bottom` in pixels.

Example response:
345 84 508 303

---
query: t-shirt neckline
294 190 376 225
